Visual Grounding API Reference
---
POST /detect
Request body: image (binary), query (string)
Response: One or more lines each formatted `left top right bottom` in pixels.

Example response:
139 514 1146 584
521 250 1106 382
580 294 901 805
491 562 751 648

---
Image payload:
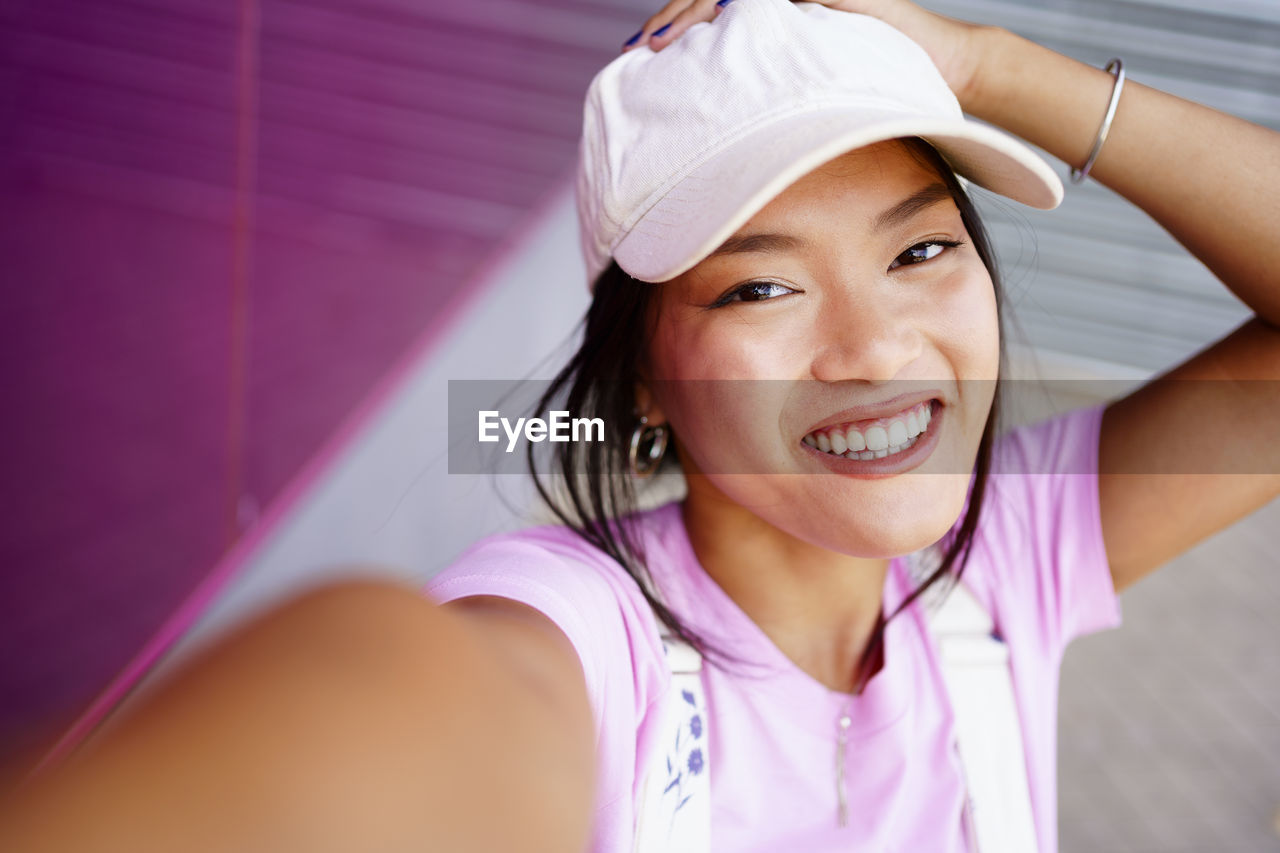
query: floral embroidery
658 642 707 832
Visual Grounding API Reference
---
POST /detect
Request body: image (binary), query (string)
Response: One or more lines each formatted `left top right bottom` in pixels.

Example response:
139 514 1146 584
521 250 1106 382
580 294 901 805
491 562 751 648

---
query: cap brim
613 106 1064 283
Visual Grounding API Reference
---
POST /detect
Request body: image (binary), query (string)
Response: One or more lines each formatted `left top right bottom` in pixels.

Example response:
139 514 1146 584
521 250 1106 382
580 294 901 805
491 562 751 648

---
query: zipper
835 709 852 826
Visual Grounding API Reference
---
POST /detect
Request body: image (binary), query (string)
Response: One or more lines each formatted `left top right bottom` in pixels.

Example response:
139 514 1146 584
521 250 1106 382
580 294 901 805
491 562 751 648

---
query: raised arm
965 24 1280 322
0 580 595 853
956 13 1280 592
638 0 1280 591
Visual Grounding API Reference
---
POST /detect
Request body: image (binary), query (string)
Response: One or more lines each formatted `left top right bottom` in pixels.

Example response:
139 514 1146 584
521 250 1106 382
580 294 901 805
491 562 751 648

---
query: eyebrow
705 182 954 260
873 182 953 232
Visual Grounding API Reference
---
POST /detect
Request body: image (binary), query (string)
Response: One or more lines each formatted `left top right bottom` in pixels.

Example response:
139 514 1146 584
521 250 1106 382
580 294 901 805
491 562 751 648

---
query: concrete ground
1004 376 1280 851
1057 461 1280 851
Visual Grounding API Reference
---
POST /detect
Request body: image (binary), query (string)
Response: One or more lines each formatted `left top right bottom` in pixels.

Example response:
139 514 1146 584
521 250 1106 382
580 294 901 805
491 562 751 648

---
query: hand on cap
623 0 991 113
621 0 727 54
825 0 989 108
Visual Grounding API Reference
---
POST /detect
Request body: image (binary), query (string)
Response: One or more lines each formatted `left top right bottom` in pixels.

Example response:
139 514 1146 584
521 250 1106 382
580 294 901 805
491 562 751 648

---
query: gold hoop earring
628 414 669 478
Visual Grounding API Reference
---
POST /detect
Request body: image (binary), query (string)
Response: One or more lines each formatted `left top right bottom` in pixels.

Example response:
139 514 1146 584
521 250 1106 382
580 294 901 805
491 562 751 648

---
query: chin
789 476 970 558
690 448 975 555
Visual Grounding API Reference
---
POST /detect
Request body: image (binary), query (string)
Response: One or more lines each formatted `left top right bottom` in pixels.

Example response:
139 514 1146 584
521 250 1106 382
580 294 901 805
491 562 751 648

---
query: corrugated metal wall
930 0 1280 372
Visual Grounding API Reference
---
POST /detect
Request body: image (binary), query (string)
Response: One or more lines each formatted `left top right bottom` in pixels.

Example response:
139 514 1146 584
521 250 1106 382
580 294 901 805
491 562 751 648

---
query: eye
709 280 800 308
888 239 966 271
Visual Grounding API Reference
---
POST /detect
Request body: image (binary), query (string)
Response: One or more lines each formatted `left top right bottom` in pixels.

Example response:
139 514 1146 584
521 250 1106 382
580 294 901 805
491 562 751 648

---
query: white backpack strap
633 551 1041 853
910 548 1040 853
633 595 711 852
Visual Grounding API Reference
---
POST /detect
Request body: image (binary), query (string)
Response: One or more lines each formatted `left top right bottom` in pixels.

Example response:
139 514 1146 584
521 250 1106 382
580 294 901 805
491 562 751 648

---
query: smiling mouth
802 399 939 460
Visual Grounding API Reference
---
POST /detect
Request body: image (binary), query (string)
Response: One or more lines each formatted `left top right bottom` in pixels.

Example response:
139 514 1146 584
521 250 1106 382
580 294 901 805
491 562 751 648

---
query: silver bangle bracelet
1070 57 1126 184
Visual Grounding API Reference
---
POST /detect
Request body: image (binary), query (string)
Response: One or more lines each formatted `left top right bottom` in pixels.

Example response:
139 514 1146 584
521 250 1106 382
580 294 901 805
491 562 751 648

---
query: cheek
649 319 782 383
657 378 792 476
647 320 797 476
933 263 1000 379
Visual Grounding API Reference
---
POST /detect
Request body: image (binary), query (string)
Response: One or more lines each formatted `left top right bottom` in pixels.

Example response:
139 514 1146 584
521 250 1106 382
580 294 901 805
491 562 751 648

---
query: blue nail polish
653 22 672 37
716 0 734 7
623 29 643 47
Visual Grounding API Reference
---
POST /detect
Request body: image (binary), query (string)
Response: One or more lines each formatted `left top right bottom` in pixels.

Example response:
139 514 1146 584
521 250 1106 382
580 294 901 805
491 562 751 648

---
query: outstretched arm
637 0 1280 592
0 580 595 853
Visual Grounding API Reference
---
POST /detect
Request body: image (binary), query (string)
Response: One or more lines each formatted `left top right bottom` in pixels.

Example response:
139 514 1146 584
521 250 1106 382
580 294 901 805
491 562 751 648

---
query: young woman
428 0 1279 850
1 0 1275 851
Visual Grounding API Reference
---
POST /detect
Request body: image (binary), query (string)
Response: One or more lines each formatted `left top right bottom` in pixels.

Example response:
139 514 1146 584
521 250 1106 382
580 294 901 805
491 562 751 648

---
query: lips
803 400 945 478
804 399 935 457
802 390 944 436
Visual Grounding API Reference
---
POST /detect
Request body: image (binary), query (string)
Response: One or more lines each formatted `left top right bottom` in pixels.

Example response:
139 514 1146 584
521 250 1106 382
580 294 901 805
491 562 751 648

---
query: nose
809 281 924 384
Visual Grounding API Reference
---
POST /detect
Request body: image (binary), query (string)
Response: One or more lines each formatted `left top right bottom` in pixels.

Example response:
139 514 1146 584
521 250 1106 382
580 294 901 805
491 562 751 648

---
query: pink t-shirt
425 402 1123 852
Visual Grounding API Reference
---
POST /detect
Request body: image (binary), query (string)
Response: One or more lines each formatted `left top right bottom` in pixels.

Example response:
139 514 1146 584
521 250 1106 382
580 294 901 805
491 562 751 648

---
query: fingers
622 0 727 54
826 0 905 15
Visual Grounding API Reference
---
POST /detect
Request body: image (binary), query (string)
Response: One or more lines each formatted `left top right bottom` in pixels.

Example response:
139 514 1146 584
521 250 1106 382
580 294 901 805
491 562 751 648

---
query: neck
680 483 892 695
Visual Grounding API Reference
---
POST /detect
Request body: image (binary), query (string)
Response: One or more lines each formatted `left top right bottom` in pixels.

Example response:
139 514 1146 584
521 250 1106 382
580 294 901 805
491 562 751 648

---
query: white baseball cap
575 0 1063 290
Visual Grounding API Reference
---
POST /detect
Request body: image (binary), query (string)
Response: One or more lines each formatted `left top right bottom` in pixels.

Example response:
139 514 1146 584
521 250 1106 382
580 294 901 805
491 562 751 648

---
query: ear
633 380 667 428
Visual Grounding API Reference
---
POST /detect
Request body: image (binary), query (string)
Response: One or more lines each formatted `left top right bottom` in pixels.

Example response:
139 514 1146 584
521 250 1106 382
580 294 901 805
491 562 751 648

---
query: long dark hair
527 137 1005 683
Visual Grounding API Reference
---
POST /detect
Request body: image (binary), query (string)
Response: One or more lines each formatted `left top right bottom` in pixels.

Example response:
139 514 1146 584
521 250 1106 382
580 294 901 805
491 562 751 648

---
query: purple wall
0 0 619 777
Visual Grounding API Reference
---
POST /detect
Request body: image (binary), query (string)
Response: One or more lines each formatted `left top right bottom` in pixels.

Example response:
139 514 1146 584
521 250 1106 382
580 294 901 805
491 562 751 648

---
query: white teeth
864 426 889 452
830 431 848 454
887 420 908 447
804 401 937 460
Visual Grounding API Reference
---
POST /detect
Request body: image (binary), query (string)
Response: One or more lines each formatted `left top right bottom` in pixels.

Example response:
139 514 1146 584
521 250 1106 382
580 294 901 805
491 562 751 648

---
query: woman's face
641 139 999 558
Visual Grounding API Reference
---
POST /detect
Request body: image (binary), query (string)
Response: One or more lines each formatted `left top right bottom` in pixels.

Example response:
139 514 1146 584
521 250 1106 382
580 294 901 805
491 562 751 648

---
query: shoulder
427 520 668 685
430 525 640 629
978 401 1106 541
960 401 1121 651
425 510 684 843
425 510 677 806
991 400 1106 479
